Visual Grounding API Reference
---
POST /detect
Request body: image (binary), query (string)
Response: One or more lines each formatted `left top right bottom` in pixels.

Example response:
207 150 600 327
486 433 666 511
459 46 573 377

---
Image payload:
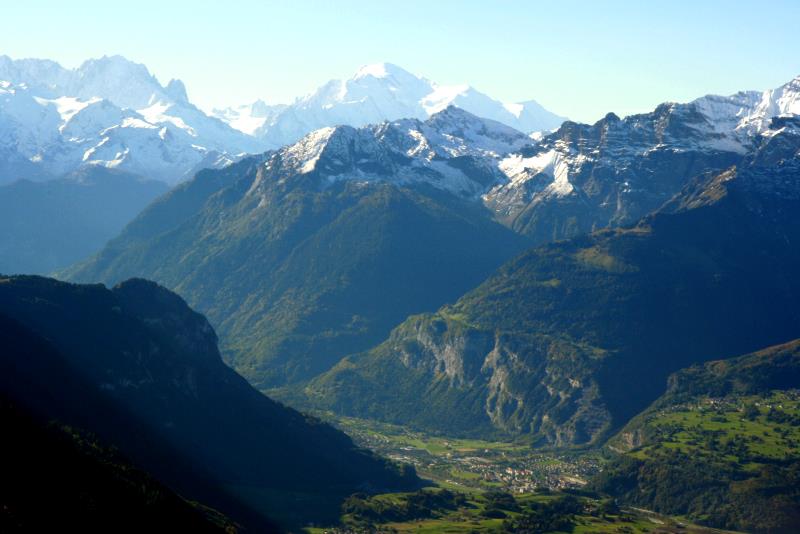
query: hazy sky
3 0 799 123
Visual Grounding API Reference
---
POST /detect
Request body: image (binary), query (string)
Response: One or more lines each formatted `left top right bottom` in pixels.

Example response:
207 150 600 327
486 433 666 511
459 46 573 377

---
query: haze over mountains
0 166 167 274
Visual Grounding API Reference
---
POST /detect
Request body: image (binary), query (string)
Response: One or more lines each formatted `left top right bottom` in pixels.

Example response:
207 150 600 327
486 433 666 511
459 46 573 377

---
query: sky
2 0 799 123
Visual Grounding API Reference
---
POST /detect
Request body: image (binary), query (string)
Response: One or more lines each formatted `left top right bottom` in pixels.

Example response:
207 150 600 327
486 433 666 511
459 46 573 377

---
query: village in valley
332 415 603 494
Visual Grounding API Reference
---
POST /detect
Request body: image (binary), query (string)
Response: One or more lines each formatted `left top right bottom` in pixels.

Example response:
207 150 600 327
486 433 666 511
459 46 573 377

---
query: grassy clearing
635 391 800 466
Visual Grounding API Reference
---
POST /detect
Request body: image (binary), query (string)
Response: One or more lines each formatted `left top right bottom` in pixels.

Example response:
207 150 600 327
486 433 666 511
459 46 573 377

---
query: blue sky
3 0 799 122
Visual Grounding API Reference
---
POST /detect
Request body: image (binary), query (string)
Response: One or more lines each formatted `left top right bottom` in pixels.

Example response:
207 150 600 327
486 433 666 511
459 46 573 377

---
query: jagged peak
425 105 528 141
778 73 800 90
165 78 188 103
428 104 478 120
275 125 340 174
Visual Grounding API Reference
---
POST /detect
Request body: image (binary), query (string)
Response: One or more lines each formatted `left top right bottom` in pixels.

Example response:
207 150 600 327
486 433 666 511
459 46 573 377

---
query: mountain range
211 62 567 144
0 55 255 184
304 116 800 444
3 53 800 533
66 74 800 401
485 73 800 243
0 56 568 275
0 56 566 185
2 54 795 191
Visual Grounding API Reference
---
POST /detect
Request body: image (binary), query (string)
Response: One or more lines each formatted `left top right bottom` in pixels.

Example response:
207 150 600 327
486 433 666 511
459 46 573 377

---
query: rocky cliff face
485 106 743 243
482 75 800 242
313 311 613 444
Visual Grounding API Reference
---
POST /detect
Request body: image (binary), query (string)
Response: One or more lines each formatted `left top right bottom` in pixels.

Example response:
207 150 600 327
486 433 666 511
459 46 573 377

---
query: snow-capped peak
229 63 567 147
252 106 534 200
352 62 415 81
424 105 531 154
0 54 256 184
743 75 800 131
281 126 338 174
684 73 800 151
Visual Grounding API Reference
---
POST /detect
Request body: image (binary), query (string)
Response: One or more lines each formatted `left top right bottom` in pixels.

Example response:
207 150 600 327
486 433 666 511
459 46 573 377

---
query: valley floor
328 415 602 494
308 415 739 534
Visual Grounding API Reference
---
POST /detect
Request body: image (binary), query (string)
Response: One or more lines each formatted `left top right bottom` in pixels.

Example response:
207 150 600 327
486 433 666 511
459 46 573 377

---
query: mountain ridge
0 56 566 184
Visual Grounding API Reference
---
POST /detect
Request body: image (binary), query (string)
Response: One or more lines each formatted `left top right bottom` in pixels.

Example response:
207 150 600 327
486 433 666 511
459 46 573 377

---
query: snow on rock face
481 75 800 220
0 82 63 158
479 77 800 239
281 126 337 174
421 106 531 156
210 100 287 136
171 69 800 219
2 52 799 195
35 96 101 127
735 75 800 133
689 75 800 147
495 142 583 203
251 106 535 199
0 85 235 182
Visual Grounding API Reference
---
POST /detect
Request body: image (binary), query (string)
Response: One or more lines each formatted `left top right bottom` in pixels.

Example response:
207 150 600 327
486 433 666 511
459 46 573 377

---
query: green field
630 391 800 466
597 388 800 533
306 488 734 534
335 414 528 455
304 415 738 533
